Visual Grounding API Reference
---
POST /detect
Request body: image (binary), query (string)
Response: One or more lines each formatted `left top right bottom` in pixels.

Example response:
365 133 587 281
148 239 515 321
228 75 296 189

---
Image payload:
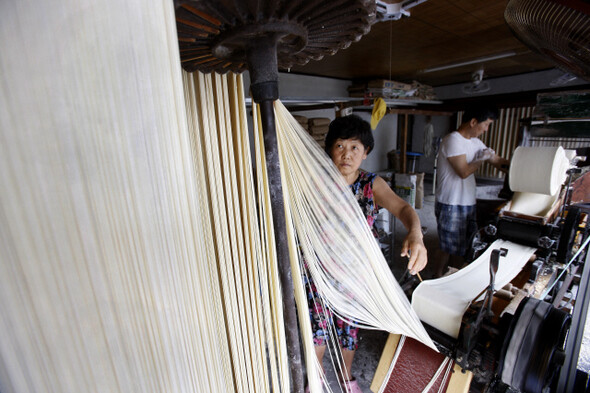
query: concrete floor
320 178 442 393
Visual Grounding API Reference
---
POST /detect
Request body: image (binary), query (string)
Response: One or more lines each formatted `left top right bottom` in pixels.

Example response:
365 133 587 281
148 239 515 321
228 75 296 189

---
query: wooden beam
370 334 402 393
389 108 453 116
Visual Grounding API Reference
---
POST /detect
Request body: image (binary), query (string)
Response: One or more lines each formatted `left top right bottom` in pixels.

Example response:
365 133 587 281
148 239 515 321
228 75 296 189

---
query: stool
405 151 422 173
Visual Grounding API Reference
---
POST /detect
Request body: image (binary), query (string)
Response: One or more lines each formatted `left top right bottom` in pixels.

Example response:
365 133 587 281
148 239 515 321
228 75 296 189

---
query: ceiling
286 0 557 88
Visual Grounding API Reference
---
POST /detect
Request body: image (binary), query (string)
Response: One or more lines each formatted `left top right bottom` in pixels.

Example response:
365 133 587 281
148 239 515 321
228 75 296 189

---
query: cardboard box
367 79 413 91
308 117 331 127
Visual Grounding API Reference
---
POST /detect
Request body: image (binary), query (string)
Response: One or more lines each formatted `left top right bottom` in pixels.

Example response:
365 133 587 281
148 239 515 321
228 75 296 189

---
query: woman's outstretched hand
401 232 427 275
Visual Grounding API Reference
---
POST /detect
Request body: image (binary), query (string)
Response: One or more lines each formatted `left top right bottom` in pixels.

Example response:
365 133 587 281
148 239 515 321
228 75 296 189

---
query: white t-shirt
435 131 487 206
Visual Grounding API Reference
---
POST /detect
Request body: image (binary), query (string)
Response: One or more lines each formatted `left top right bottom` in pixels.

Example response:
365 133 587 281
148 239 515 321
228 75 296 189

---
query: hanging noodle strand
272 100 435 348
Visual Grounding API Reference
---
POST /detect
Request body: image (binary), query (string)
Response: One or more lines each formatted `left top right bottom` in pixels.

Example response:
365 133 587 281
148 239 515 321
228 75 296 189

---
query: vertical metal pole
247 36 304 393
401 114 408 173
259 100 304 393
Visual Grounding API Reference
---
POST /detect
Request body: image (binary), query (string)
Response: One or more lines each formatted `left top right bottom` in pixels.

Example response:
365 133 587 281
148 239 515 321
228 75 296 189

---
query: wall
355 112 398 173
242 72 348 165
242 68 587 176
288 108 336 122
243 71 400 174
242 71 351 99
410 115 451 174
282 110 399 174
434 68 587 100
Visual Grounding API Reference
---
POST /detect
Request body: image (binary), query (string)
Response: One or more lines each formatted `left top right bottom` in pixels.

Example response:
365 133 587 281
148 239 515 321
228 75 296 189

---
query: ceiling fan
462 67 491 95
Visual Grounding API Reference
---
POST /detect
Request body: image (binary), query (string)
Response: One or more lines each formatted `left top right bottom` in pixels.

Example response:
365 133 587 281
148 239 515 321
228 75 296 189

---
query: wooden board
371 334 473 393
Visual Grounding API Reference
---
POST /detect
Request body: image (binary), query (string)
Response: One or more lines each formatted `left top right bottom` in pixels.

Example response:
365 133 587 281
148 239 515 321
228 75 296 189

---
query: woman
306 114 427 393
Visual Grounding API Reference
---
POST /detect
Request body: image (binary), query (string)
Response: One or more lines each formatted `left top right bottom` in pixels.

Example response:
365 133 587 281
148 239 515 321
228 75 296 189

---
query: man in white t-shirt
434 106 509 276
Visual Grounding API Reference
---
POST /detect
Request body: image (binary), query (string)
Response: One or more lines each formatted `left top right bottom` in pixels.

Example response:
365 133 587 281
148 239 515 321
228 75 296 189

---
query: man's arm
447 154 483 179
448 150 509 178
488 154 510 173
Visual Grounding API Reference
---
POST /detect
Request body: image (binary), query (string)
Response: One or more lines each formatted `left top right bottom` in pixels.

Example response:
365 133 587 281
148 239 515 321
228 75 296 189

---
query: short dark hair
324 115 374 155
462 105 499 124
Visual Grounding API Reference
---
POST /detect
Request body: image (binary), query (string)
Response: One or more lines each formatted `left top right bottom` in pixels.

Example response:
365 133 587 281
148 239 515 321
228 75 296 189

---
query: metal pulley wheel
498 297 571 392
174 0 376 75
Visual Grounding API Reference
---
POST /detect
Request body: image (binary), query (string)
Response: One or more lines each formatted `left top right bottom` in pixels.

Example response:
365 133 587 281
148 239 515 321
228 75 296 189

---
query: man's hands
400 232 427 275
474 148 495 162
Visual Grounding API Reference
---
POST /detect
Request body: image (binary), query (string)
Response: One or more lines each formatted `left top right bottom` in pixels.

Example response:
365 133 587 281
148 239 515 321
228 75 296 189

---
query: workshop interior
1 1 590 393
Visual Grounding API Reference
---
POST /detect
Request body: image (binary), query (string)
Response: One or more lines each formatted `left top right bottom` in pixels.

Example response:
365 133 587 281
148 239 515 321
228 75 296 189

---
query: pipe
401 114 408 173
247 37 304 393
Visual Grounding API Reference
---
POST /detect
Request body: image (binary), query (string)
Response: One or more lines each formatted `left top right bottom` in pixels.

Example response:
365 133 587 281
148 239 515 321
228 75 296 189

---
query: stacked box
293 114 309 132
348 79 438 101
410 81 437 101
308 117 331 148
367 79 414 98
367 79 413 91
347 83 368 97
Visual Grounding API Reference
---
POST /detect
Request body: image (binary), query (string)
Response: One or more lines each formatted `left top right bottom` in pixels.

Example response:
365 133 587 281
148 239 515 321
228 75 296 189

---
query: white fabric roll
509 146 569 195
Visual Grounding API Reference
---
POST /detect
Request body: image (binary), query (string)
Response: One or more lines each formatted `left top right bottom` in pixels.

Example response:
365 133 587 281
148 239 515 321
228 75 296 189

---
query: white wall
288 108 336 121
434 68 587 100
242 71 351 99
355 112 398 173
410 115 451 174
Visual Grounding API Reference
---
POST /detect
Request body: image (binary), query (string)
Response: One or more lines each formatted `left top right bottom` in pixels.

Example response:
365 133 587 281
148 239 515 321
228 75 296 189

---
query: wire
389 20 393 81
542 234 590 299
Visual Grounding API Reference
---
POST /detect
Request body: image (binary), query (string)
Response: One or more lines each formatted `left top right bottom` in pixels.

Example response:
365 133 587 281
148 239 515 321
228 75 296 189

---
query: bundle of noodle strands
1 0 433 391
0 1 289 392
264 101 435 349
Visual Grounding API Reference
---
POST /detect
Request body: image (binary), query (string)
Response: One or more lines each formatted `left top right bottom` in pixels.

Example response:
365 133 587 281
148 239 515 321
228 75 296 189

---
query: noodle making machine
393 140 590 392
172 1 590 392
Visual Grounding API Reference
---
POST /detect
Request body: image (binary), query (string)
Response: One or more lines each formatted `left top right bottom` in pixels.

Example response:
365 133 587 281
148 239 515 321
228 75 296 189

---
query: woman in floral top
306 115 427 393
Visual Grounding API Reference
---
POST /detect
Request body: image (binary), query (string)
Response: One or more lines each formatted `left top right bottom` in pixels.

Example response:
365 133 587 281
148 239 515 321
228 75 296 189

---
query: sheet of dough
508 191 559 217
411 240 536 338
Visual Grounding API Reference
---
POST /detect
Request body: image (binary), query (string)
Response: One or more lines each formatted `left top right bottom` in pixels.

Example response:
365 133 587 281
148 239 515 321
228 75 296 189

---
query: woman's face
329 138 368 179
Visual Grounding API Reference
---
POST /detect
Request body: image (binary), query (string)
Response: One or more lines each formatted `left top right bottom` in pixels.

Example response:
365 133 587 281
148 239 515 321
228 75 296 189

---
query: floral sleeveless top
349 170 379 238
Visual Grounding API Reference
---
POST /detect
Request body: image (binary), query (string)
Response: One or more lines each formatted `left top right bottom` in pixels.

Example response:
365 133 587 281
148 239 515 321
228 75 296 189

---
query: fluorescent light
421 51 517 73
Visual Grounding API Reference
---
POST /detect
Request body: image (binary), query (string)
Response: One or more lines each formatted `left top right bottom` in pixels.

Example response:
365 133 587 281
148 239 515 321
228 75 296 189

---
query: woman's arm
372 176 427 275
